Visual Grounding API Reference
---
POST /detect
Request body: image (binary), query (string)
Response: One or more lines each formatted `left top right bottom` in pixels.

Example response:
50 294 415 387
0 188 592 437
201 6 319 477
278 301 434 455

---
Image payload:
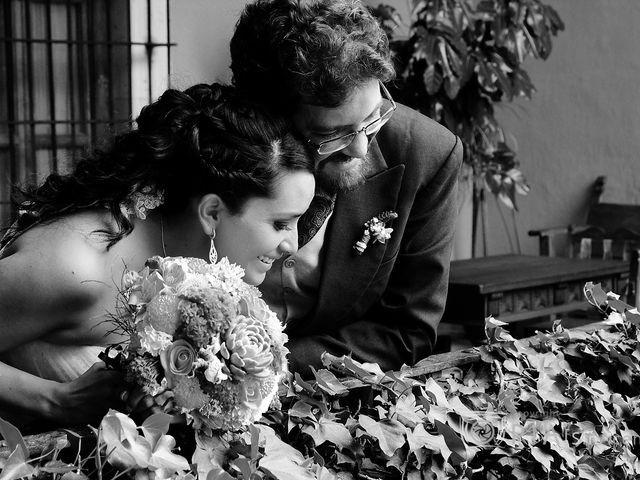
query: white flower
372 225 393 243
204 355 228 384
353 210 398 255
139 324 173 355
197 339 227 384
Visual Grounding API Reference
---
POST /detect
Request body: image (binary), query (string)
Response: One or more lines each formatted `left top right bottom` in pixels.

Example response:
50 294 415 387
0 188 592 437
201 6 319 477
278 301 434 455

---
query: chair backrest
586 203 640 235
569 178 640 261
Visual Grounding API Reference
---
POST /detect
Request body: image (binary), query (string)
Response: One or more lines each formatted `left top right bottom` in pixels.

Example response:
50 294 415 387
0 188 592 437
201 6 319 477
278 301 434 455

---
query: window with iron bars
0 0 173 230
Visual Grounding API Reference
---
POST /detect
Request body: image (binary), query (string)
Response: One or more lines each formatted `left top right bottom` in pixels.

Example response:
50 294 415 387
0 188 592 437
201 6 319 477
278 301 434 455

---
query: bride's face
215 170 315 285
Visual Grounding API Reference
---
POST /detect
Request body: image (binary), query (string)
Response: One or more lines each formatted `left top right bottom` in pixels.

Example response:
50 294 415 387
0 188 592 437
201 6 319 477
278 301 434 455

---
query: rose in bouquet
112 256 288 434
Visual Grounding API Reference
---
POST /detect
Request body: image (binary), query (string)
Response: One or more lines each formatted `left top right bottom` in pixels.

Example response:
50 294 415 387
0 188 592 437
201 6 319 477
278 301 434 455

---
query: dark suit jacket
284 104 463 376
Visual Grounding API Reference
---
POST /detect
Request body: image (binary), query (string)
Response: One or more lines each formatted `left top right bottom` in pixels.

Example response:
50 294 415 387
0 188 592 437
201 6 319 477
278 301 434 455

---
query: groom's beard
315 152 367 194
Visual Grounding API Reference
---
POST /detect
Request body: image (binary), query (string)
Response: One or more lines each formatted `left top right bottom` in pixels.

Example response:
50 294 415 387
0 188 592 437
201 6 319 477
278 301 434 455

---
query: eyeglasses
307 82 397 155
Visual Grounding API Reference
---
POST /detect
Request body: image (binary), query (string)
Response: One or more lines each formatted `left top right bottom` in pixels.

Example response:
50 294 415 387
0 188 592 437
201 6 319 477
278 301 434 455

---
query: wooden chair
529 176 640 307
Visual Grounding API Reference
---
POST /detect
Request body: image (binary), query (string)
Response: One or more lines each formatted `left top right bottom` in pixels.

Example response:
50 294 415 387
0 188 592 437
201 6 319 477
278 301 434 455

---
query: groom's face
291 78 382 193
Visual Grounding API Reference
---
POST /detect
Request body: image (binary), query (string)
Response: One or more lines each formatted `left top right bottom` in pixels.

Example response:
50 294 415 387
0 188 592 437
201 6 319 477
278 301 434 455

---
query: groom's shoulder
378 103 461 171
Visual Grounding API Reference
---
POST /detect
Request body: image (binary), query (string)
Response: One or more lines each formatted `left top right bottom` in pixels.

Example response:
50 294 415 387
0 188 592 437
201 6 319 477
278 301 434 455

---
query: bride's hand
122 388 185 426
47 361 125 425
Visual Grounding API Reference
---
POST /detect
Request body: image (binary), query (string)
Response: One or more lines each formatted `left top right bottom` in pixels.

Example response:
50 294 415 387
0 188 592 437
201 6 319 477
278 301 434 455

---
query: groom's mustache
315 152 365 171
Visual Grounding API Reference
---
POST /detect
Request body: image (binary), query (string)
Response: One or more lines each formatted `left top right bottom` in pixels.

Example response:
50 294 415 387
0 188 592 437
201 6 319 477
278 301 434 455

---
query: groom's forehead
292 82 381 132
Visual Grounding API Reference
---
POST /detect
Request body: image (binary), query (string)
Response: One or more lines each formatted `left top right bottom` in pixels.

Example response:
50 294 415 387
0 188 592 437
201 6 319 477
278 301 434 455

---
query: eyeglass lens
317 100 395 155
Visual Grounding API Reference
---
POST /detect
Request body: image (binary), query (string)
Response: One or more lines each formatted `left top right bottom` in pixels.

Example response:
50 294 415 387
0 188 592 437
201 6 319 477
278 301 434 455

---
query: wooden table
442 254 629 328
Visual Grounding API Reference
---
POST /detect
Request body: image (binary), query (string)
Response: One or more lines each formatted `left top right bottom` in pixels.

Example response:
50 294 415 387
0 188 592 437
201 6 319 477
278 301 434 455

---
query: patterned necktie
297 193 335 249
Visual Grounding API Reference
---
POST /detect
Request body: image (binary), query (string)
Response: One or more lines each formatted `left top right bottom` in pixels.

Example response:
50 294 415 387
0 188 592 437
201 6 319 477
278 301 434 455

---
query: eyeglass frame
306 81 397 155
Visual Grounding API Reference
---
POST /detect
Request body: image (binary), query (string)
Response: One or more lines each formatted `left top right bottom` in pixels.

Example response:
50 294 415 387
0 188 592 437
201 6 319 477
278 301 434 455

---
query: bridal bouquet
110 255 288 434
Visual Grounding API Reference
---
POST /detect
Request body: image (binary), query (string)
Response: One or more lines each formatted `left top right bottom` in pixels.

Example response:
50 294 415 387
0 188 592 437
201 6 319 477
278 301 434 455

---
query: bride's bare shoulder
0 212 116 328
9 210 112 263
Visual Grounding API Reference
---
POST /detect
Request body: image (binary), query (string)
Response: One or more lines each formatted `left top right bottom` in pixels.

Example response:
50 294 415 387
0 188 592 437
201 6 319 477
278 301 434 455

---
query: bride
0 83 314 429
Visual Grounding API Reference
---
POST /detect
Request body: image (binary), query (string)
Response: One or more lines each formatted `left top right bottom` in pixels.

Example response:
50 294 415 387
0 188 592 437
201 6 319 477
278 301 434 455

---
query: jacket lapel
312 145 405 325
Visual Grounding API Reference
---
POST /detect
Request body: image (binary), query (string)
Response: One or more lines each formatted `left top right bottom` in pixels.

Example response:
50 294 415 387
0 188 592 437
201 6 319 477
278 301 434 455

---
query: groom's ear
197 194 226 235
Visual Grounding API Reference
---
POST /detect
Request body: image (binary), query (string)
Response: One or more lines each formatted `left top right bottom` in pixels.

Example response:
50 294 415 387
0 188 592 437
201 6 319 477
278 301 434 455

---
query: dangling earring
209 230 218 264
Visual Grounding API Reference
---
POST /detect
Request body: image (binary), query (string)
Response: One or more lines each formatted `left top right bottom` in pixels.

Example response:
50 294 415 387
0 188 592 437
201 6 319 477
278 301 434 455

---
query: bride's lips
257 255 278 269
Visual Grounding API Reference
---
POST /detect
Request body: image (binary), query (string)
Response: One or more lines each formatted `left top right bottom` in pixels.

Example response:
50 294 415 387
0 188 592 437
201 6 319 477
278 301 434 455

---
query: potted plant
373 0 564 256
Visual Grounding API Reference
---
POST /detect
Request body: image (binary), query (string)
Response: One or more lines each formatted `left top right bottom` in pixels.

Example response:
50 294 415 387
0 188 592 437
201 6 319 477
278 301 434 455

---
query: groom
230 0 463 376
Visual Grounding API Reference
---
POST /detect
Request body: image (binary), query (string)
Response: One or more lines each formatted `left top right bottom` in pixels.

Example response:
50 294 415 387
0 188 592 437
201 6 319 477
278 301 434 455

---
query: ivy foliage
249 282 640 479
2 283 640 479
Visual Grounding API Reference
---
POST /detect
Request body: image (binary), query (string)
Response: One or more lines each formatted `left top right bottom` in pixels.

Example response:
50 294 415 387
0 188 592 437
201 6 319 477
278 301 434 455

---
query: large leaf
141 412 172 446
407 423 452 462
424 64 443 95
358 415 406 457
148 433 190 473
256 425 316 480
0 418 28 460
302 418 353 449
537 373 572 404
0 445 34 480
434 420 467 466
312 368 348 396
531 446 554 472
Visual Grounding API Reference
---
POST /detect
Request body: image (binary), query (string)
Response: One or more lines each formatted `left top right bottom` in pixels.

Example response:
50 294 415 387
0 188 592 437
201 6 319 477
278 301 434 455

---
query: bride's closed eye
274 221 294 231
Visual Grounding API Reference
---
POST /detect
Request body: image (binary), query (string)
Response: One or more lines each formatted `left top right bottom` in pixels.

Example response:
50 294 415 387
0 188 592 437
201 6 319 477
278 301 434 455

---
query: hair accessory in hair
121 185 164 220
353 210 398 255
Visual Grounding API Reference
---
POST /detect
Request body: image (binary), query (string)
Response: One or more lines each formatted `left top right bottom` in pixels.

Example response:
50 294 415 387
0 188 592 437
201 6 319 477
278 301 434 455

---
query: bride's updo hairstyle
3 83 312 248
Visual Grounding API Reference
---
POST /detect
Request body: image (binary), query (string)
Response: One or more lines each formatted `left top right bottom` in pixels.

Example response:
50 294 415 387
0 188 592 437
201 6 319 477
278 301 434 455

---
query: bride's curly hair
2 82 312 249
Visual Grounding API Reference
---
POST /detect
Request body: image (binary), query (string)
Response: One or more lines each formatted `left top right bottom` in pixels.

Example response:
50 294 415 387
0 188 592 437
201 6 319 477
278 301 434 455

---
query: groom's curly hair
230 0 395 111
3 83 312 249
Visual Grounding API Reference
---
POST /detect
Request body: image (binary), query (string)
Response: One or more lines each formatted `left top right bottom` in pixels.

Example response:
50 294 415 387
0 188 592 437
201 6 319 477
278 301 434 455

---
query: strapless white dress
0 341 103 382
0 342 103 429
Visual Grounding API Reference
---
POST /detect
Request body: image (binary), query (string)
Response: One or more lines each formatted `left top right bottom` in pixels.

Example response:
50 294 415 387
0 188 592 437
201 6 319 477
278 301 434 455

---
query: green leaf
537 373 571 404
288 401 317 422
141 412 172 446
434 420 467 465
311 368 348 396
578 462 609 480
0 445 35 480
60 472 89 480
39 460 77 474
424 64 443 95
531 446 554 472
484 316 515 344
583 282 608 310
0 417 29 460
444 76 461 99
422 377 450 408
393 392 426 428
342 356 385 382
256 425 316 480
302 418 353 449
543 430 577 468
407 423 452 461
358 415 406 457
294 372 317 394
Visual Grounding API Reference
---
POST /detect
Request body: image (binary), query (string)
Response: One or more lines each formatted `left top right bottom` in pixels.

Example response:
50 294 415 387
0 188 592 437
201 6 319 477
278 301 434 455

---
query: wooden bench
528 175 640 307
441 254 628 344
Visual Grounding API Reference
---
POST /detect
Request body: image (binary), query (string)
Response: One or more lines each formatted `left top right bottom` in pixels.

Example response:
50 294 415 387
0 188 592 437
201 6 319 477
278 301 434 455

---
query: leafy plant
373 0 564 213
4 284 640 479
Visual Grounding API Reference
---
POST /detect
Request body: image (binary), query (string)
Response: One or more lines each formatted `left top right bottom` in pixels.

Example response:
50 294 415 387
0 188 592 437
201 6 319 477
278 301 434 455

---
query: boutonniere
353 210 398 255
